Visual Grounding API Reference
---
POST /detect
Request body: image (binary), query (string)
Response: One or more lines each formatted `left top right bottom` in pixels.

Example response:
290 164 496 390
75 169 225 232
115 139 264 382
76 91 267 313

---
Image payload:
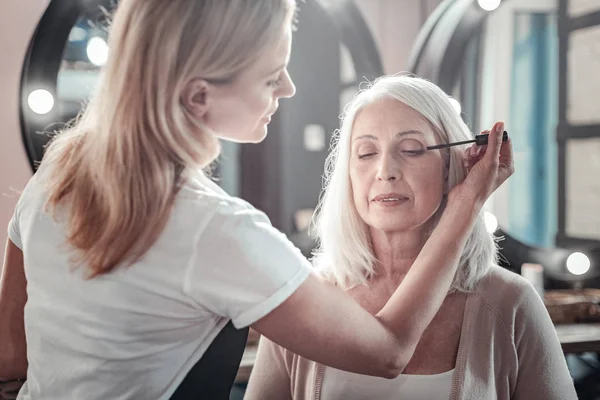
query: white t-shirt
7 169 311 400
321 367 455 399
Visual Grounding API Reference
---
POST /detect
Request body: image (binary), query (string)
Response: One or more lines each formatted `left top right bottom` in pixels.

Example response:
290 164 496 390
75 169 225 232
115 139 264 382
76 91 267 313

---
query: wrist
445 192 482 221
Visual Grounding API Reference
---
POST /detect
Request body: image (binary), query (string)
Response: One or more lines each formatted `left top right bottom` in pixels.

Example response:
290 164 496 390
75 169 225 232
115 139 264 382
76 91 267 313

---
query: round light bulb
28 89 55 115
484 211 498 233
566 252 590 276
449 98 462 115
478 0 501 11
68 26 87 42
86 36 109 66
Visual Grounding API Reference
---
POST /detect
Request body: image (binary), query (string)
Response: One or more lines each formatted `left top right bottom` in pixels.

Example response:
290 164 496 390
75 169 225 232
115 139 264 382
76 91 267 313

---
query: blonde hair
312 75 497 292
42 0 296 277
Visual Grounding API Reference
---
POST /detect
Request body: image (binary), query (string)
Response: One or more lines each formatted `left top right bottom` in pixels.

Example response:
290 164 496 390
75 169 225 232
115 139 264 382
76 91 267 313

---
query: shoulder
473 265 534 303
470 266 541 333
178 172 257 214
175 172 271 233
176 174 306 265
11 166 49 216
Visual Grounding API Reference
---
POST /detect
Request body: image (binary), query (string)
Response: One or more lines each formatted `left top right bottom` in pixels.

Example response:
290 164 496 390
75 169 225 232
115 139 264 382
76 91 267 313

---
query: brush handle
475 131 508 145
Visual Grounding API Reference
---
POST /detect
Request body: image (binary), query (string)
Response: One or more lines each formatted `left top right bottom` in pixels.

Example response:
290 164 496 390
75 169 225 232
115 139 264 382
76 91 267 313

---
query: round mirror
20 0 383 240
58 5 112 123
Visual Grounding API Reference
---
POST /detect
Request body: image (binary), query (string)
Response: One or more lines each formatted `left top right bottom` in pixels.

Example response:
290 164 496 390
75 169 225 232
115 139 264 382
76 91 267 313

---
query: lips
372 193 408 202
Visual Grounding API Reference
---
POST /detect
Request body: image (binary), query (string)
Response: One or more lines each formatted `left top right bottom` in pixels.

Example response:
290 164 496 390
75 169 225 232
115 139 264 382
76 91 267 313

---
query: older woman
245 76 577 400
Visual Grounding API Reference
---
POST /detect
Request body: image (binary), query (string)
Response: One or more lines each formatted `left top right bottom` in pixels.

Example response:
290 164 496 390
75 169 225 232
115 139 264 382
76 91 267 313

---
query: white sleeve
7 190 29 251
183 204 312 328
8 172 41 250
6 173 41 250
7 212 22 250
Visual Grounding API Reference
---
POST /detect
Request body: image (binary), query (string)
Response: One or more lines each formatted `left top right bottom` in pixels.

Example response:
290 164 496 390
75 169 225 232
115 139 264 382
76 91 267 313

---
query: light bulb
86 36 109 66
478 0 501 11
28 89 54 115
566 252 590 275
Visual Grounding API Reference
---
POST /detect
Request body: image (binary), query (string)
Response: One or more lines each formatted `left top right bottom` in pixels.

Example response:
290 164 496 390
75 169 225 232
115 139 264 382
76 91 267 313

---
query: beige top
245 267 578 400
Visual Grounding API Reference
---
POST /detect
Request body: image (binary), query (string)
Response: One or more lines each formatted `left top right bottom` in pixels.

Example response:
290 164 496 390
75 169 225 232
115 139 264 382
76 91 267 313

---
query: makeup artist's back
9 167 310 399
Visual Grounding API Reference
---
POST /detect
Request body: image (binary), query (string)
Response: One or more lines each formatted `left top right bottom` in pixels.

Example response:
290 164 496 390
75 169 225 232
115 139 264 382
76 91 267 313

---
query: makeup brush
426 131 508 151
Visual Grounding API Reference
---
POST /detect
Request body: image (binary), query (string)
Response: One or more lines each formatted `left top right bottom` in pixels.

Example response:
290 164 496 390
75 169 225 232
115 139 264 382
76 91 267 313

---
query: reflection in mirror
57 4 113 123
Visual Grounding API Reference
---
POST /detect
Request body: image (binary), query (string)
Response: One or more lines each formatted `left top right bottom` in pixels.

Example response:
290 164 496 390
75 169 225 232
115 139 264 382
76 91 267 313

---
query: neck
369 225 432 285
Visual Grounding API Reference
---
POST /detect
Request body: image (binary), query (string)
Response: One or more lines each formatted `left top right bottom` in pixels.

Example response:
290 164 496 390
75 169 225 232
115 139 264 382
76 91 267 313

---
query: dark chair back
170 321 249 400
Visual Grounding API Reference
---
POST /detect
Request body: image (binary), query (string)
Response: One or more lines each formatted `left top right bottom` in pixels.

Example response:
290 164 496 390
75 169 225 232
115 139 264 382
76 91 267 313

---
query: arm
512 282 577 400
246 195 478 396
252 122 513 378
251 195 478 378
244 337 293 400
0 239 27 385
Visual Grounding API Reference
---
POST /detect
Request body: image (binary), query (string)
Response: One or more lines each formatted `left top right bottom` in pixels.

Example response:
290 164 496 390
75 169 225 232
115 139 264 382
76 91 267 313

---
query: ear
182 78 211 119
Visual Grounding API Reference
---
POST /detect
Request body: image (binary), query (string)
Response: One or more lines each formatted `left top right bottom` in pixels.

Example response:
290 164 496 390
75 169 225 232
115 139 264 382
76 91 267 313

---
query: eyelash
357 150 424 159
267 77 283 88
358 153 376 159
402 150 425 156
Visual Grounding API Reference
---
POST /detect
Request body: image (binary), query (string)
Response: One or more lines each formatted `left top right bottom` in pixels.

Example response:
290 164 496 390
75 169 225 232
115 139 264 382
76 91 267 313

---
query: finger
499 136 513 161
463 145 474 161
476 144 487 156
465 143 486 161
469 145 477 158
498 136 514 175
464 150 486 169
467 154 485 170
484 121 505 161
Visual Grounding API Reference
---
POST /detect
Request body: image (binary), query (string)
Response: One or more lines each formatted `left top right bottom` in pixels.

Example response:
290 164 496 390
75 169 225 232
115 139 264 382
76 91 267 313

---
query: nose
376 152 401 182
278 69 296 99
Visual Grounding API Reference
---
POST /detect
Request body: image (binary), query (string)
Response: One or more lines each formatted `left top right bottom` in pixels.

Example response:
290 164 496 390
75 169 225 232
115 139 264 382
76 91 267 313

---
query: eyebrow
353 130 423 142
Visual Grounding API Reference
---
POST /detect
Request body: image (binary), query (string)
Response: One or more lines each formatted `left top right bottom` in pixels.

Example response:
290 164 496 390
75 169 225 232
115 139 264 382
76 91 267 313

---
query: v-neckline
449 292 475 400
312 292 476 400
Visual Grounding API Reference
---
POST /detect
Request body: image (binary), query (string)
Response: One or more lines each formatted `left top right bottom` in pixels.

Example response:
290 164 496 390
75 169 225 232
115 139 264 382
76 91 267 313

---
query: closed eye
358 153 377 159
400 149 426 156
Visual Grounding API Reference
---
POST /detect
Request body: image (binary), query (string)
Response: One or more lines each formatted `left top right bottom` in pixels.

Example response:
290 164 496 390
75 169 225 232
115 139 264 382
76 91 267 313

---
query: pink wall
0 1 49 263
354 0 443 74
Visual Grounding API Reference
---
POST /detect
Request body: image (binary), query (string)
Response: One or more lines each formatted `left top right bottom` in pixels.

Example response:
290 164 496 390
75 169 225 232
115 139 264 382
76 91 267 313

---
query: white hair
311 75 497 292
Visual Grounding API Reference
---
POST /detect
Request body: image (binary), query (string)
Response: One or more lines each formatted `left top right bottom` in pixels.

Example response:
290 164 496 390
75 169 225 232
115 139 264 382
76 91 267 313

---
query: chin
369 215 420 233
241 122 268 143
374 223 412 233
249 126 269 143
217 126 267 144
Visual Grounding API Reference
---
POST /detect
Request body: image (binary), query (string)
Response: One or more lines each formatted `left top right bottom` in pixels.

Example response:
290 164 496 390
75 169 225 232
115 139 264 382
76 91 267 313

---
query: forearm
0 307 27 380
0 240 28 380
253 197 483 378
0 379 25 400
377 194 479 354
